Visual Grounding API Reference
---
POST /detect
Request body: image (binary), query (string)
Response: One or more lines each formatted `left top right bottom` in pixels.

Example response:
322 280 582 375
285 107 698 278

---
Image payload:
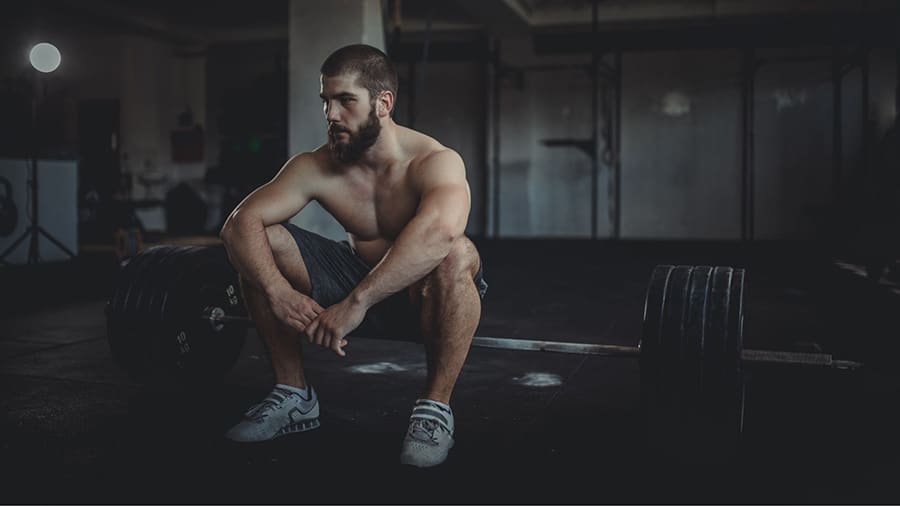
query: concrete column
287 0 384 239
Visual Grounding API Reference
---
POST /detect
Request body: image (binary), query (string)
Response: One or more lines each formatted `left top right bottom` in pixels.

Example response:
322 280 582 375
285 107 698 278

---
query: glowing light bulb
30 43 61 73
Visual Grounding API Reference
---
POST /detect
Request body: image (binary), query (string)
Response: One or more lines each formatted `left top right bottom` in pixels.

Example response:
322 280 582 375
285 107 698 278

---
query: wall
490 41 896 241
621 49 742 239
495 36 602 238
395 59 487 236
3 6 896 242
0 16 208 234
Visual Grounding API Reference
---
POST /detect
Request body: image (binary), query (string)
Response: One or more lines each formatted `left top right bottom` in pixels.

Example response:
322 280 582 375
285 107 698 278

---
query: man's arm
220 153 318 299
352 148 471 308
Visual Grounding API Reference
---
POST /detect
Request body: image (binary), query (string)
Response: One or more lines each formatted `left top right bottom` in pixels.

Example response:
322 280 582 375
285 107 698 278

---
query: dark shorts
281 223 488 341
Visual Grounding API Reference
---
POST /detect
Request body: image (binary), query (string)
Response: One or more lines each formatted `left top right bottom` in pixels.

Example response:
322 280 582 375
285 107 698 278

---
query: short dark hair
320 44 398 101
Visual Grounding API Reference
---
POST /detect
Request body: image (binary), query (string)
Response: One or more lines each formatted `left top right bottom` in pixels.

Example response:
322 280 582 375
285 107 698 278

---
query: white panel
0 158 78 264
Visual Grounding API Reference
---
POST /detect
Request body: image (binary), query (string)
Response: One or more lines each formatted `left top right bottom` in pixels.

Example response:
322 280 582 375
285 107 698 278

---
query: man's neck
354 120 401 172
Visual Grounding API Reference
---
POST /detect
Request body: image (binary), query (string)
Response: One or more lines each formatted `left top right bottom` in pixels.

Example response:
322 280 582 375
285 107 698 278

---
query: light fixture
29 42 61 73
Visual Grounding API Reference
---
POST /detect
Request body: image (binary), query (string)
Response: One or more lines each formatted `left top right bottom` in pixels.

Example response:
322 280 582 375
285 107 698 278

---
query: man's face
320 73 382 163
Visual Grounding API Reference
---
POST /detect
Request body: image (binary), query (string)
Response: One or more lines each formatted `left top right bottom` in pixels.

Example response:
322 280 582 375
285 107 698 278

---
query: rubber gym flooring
1 239 899 504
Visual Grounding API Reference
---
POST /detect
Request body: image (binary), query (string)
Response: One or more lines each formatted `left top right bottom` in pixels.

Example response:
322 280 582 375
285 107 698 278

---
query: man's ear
378 90 394 117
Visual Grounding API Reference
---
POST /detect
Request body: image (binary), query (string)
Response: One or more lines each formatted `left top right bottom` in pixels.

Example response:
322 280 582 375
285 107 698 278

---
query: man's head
319 44 398 162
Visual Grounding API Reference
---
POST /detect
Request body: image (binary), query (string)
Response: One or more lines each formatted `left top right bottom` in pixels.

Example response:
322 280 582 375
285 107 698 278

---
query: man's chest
319 171 420 240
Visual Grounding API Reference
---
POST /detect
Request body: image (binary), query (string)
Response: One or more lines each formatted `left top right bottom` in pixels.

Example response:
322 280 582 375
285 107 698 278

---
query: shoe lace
244 388 293 422
407 417 448 446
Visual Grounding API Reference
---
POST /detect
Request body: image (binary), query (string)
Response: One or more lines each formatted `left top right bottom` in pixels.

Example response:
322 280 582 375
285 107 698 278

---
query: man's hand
267 286 324 333
304 298 367 357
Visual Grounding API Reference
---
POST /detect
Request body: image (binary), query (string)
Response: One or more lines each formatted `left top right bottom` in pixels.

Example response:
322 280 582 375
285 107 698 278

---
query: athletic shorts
281 222 488 341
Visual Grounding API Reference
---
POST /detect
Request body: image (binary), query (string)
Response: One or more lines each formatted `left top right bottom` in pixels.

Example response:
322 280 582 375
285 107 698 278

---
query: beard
328 106 381 163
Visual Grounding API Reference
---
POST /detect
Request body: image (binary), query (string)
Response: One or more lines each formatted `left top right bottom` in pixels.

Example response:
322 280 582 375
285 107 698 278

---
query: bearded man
219 44 487 468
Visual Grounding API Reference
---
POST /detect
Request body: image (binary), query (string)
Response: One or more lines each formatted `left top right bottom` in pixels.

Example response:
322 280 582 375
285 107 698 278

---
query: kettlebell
0 177 18 237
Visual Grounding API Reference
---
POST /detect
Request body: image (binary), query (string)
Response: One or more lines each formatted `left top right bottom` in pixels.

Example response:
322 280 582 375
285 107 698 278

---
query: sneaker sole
399 438 455 468
273 417 321 438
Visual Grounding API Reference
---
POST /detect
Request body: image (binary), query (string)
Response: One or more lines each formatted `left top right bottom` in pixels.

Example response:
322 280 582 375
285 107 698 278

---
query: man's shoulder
283 146 334 174
402 128 462 168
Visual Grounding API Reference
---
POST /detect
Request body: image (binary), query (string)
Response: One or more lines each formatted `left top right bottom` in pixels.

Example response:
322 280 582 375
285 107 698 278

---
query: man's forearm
220 217 291 297
350 214 458 309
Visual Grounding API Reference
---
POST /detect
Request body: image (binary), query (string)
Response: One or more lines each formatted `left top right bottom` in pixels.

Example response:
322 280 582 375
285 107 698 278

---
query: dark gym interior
2 1 900 503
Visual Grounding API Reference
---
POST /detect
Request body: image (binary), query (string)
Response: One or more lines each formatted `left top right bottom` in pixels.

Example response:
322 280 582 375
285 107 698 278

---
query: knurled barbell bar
106 245 863 456
202 311 861 369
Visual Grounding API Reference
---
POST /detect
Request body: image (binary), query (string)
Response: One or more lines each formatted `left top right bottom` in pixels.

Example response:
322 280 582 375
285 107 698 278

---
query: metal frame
487 0 624 239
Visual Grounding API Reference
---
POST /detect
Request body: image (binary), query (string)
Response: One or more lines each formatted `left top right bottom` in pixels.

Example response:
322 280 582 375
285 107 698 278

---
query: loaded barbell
106 244 863 456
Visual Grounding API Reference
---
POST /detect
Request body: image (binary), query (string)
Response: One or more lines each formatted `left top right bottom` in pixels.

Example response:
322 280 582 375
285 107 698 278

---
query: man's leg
400 237 482 467
238 224 312 388
225 224 321 443
414 237 482 403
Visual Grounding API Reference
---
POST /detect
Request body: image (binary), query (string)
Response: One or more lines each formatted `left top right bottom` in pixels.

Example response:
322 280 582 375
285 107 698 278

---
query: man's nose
325 102 340 122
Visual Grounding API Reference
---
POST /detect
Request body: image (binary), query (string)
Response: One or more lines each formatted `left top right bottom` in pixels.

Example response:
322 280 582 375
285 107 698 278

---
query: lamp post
0 42 76 264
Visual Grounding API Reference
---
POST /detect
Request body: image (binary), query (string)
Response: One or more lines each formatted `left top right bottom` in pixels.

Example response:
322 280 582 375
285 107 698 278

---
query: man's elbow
219 218 238 243
430 220 465 249
220 211 259 243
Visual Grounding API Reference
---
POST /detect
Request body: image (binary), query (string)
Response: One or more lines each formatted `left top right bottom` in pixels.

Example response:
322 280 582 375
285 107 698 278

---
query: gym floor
2 239 899 504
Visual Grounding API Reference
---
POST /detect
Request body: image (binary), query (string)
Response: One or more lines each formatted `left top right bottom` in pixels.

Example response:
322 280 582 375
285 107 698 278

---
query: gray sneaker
399 399 455 468
225 385 320 442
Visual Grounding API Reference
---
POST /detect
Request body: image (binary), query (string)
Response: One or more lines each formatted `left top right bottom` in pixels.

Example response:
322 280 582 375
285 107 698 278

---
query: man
219 44 487 468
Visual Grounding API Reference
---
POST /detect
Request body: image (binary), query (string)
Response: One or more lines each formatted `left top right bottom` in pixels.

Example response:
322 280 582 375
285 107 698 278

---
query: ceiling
12 0 900 46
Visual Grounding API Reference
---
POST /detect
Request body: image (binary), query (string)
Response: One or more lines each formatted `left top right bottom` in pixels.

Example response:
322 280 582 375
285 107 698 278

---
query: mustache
329 124 350 134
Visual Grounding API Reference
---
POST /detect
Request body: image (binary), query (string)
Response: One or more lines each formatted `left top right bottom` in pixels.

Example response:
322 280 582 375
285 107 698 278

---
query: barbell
105 244 863 455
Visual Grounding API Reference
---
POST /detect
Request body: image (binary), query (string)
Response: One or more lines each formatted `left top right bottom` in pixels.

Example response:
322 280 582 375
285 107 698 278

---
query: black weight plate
640 265 674 449
169 246 246 381
109 246 159 317
640 265 674 358
143 246 202 322
703 267 732 410
141 246 206 380
107 245 215 383
682 265 713 433
642 264 747 460
151 246 217 380
119 246 192 320
157 245 246 383
727 268 746 439
108 247 174 376
643 265 694 452
659 265 693 404
698 266 745 457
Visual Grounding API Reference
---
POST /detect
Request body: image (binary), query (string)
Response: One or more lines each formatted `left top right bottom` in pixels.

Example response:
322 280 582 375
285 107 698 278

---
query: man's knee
433 238 480 282
265 224 312 294
265 224 295 261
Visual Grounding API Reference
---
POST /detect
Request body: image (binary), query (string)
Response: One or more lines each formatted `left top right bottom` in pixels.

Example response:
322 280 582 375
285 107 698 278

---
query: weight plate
641 264 747 460
107 244 247 385
683 265 713 427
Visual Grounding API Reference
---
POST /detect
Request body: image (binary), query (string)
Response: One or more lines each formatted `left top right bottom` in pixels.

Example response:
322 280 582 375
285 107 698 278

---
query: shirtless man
219 44 488 468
